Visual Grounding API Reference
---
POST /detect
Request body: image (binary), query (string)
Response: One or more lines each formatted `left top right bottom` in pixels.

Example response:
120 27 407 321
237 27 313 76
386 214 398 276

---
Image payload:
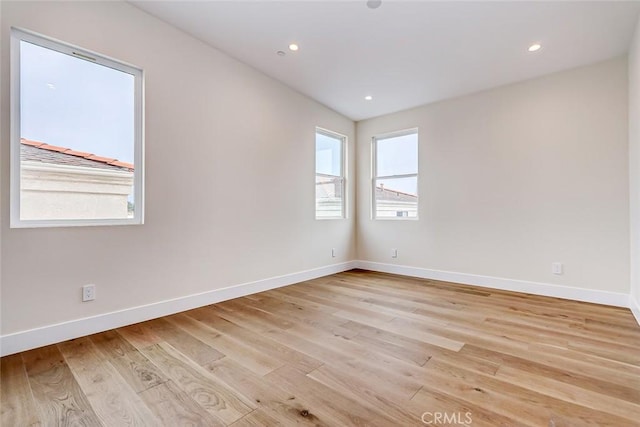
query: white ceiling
131 1 640 121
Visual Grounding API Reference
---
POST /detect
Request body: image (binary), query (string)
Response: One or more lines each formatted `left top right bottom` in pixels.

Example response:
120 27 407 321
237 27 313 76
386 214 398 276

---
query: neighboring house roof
316 179 342 199
374 185 417 202
315 180 416 202
20 138 134 172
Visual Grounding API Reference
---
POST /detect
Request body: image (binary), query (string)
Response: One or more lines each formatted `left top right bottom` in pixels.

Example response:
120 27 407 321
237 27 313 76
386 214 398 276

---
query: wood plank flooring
2 269 639 426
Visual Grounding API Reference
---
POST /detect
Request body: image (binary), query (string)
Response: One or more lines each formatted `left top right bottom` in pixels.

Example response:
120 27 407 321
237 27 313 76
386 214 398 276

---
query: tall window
316 128 346 219
373 129 418 219
10 28 144 228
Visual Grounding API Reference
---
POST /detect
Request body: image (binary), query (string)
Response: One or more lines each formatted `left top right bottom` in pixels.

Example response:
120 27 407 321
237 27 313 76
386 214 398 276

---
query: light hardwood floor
2 270 639 426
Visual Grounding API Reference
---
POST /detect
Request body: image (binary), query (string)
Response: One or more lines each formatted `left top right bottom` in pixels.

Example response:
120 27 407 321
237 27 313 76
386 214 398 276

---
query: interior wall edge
628 11 640 326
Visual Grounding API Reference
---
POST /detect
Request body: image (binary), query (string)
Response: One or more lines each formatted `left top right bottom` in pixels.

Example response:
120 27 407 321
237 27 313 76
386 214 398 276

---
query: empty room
1 1 639 426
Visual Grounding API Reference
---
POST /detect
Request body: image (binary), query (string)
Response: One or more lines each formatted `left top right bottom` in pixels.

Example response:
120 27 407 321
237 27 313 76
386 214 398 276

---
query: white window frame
372 128 419 220
10 28 145 228
315 127 347 220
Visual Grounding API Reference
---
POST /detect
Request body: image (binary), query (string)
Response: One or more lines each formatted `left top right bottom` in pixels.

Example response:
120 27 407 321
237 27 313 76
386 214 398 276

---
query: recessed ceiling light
365 95 373 101
528 43 541 52
288 43 299 51
277 50 286 56
367 0 382 9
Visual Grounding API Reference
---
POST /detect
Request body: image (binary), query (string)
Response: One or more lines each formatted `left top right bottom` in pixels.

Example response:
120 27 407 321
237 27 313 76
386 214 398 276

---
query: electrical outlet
391 248 398 258
82 284 96 302
552 262 563 275
331 248 336 258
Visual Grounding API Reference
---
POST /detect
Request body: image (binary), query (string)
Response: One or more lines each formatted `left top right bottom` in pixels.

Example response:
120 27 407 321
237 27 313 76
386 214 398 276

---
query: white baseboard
630 295 640 326
2 259 636 356
354 260 630 308
0 261 357 357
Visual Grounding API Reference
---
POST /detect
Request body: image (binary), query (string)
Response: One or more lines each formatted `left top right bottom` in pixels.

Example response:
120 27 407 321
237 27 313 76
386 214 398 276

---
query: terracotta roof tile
65 149 93 157
41 145 71 153
108 160 135 169
86 154 117 163
20 138 134 171
20 139 45 147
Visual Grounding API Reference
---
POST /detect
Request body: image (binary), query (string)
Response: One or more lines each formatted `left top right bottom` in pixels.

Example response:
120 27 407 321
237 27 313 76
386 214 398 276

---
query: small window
10 28 144 228
373 129 418 219
315 128 346 219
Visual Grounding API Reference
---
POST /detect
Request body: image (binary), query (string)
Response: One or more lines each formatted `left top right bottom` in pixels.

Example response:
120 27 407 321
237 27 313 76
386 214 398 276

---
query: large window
316 128 346 219
373 129 418 219
10 28 144 228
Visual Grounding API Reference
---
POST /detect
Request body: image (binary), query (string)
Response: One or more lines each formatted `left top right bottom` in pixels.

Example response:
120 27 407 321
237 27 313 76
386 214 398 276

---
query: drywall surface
0 1 355 335
629 15 640 313
357 58 630 295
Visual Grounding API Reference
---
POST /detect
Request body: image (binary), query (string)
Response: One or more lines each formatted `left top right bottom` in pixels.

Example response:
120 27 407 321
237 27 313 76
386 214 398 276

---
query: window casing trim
10 27 145 228
315 127 347 220
372 127 419 220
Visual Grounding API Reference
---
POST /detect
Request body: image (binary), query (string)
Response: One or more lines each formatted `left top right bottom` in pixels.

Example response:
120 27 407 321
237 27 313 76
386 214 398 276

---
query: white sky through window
376 132 418 195
316 132 342 176
20 41 135 163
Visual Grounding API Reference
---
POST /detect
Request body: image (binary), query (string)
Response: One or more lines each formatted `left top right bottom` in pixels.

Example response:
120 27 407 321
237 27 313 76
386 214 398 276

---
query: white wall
357 58 630 297
0 0 4 355
0 1 355 338
629 15 640 320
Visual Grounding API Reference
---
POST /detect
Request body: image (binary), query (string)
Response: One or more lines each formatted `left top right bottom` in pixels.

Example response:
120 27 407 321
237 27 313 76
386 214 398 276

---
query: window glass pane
316 132 342 176
316 175 344 218
376 132 418 177
375 177 418 218
19 40 136 221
